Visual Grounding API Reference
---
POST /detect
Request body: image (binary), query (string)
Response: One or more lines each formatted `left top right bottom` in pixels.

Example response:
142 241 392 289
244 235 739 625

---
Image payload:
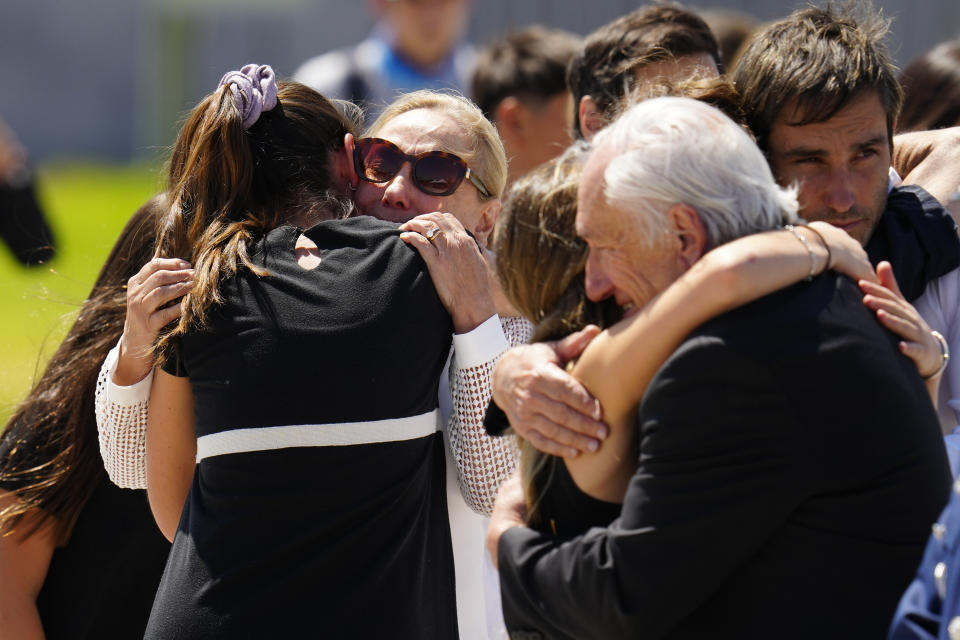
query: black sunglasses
353 137 491 198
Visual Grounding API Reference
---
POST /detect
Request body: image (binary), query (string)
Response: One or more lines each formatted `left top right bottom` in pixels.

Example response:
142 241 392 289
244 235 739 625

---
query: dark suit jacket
498 273 951 640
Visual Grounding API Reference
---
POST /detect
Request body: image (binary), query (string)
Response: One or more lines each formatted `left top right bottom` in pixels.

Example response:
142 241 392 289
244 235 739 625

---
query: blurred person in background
892 469 960 639
0 198 169 640
700 7 759 72
295 0 474 119
566 3 721 141
0 116 55 266
897 40 960 223
470 25 581 187
898 40 960 133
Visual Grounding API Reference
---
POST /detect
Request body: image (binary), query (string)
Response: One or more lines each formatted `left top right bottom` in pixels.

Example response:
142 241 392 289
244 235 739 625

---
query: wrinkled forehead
366 107 475 160
576 146 614 233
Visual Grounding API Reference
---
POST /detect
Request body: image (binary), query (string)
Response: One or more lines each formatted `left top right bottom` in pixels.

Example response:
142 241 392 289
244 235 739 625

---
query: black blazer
497 273 951 640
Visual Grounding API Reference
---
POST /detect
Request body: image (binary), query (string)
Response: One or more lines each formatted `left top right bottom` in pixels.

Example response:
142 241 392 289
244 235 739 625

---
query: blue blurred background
3 0 959 164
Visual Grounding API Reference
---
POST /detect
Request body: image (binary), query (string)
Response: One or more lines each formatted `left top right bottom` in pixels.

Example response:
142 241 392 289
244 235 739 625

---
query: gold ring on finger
426 227 445 243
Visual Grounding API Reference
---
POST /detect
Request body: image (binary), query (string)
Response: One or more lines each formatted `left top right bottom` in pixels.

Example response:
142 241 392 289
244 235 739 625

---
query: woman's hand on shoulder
860 261 943 380
806 221 877 284
115 258 194 386
399 212 496 333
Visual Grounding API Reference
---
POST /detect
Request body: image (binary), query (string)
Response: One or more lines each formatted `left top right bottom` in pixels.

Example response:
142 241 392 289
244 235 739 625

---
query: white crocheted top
95 314 533 515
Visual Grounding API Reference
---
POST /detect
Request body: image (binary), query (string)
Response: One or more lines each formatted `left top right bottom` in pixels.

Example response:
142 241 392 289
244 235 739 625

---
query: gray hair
593 96 799 249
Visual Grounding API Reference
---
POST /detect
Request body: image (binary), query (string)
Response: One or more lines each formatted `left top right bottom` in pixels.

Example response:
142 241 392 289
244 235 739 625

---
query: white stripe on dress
195 410 441 462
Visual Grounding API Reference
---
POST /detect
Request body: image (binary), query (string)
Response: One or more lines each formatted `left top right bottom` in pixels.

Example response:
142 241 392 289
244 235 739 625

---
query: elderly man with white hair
486 97 950 640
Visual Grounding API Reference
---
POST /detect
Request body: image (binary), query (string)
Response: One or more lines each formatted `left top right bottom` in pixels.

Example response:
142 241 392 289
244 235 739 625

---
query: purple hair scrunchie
217 64 278 130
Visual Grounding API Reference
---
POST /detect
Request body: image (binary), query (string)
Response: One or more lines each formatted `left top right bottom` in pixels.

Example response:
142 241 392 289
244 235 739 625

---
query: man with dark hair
732 3 960 432
729 6 960 637
470 26 581 185
734 4 902 175
567 3 721 140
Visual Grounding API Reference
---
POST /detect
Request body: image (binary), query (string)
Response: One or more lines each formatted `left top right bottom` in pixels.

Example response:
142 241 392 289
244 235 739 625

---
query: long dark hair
154 81 356 362
0 196 162 542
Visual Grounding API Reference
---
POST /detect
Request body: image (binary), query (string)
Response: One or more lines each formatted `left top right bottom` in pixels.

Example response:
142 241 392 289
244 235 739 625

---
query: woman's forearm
563 227 835 501
573 226 833 423
95 341 152 489
145 369 197 541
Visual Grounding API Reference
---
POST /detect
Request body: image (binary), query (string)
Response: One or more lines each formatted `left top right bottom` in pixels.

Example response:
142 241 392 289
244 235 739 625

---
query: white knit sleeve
447 315 534 515
94 340 152 489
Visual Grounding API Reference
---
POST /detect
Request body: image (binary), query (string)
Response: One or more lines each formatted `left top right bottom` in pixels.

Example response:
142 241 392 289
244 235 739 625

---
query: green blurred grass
0 163 163 427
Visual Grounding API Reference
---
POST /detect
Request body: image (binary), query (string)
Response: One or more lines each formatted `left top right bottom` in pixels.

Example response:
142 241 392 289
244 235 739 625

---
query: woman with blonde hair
355 89 529 638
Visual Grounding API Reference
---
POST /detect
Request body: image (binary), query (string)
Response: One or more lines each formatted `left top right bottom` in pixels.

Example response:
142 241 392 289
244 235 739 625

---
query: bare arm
0 492 55 640
567 223 875 501
145 369 196 541
893 127 960 228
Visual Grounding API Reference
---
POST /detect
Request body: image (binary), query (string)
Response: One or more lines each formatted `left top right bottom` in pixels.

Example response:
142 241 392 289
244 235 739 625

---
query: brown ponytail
154 81 357 362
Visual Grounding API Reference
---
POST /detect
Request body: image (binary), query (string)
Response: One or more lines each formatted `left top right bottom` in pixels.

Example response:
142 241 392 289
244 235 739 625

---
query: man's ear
578 95 606 141
472 198 501 249
493 97 525 142
668 203 708 267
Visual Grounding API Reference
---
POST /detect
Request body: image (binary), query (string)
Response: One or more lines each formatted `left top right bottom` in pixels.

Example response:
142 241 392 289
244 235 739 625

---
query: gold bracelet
784 224 816 280
801 224 832 273
924 330 950 381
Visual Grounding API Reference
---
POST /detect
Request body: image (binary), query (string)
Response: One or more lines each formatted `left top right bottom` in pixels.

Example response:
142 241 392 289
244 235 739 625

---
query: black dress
35 479 170 639
0 456 169 639
144 216 458 639
531 456 622 538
